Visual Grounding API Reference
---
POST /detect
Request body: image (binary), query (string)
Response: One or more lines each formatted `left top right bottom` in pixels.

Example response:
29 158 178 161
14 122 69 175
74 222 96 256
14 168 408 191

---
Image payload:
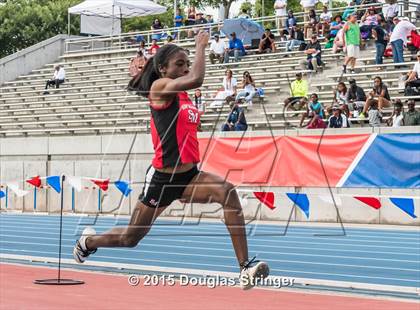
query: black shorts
139 165 200 208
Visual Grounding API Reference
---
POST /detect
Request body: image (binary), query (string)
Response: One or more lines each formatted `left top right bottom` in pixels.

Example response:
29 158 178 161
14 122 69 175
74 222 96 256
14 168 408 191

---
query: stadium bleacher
0 2 419 137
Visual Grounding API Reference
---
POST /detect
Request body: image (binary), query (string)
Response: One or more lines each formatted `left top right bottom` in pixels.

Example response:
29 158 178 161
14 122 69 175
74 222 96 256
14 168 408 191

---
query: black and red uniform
139 92 201 208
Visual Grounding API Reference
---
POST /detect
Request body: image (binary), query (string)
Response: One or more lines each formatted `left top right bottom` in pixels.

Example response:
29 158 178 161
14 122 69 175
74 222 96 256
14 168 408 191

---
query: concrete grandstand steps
58 43 332 65
327 69 409 81
14 59 310 82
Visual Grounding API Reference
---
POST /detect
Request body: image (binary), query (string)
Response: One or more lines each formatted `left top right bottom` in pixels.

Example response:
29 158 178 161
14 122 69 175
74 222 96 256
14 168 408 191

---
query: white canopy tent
68 0 167 35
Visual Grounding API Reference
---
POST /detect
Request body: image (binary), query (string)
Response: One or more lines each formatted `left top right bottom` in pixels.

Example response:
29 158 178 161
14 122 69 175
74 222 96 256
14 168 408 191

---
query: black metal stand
34 175 84 285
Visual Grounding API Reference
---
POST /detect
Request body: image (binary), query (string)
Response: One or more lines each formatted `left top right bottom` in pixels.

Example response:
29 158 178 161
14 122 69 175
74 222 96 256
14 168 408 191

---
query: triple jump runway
0 213 419 309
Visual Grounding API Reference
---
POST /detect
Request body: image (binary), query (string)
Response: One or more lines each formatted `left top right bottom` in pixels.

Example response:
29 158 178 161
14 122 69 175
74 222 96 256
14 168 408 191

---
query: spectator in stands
347 78 367 115
274 0 287 33
279 30 289 43
329 15 344 38
193 12 207 36
342 1 356 21
360 7 380 39
237 8 251 19
151 18 163 41
390 17 417 65
206 14 214 24
209 34 225 64
387 101 404 127
222 101 248 131
210 69 237 107
224 32 246 63
333 82 349 111
194 88 205 113
286 26 305 52
406 51 420 85
300 93 326 128
285 10 298 37
186 7 196 38
300 0 317 24
44 65 65 95
403 100 420 126
384 0 398 32
174 9 184 39
195 12 207 26
328 105 349 128
206 14 214 33
368 100 382 127
149 39 160 56
138 40 149 58
129 50 147 77
362 76 391 117
372 19 389 66
304 9 319 38
319 6 332 36
300 35 323 73
258 29 276 53
342 14 361 74
236 71 257 106
333 28 345 53
284 72 308 110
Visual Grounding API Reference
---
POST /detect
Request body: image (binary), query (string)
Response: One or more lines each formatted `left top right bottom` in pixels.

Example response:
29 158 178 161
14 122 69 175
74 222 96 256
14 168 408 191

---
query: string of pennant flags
0 175 417 219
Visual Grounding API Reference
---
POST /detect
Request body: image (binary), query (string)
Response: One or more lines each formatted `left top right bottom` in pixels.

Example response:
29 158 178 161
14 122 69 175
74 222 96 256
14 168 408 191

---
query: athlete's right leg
86 201 167 250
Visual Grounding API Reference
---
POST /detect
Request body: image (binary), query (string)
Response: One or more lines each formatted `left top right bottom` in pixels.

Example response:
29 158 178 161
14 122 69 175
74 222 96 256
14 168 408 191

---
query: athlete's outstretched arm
152 31 209 100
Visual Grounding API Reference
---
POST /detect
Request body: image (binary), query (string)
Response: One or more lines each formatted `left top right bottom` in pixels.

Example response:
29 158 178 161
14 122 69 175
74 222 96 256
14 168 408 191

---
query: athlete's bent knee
215 182 236 205
119 231 146 248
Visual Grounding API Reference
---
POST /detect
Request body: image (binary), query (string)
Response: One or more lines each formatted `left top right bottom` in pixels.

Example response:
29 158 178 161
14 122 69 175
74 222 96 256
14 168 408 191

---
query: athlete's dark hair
128 44 185 98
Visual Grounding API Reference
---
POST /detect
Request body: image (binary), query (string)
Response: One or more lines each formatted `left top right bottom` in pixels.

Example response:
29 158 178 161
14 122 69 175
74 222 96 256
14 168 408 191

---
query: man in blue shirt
223 32 246 63
173 9 183 39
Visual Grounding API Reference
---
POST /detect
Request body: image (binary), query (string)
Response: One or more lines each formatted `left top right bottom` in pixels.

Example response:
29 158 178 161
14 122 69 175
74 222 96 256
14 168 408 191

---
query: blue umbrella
221 18 264 46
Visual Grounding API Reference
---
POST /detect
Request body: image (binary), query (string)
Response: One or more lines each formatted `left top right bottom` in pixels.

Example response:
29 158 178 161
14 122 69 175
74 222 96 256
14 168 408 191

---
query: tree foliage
185 0 237 19
0 0 82 58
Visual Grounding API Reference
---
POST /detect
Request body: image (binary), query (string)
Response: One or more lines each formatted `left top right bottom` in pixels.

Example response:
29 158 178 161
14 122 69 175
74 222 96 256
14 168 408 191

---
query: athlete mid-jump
73 31 269 290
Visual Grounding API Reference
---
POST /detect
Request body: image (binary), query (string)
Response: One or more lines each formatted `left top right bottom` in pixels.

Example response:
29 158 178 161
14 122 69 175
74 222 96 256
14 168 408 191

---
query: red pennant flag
91 179 110 191
26 176 41 188
253 191 276 210
354 197 381 209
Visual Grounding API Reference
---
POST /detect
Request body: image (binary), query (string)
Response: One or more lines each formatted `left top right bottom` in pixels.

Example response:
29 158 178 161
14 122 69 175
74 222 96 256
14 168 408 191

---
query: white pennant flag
67 175 82 192
319 195 342 206
7 182 29 197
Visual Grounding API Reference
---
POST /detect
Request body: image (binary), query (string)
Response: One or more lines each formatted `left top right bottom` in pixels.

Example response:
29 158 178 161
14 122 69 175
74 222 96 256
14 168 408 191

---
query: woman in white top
236 71 257 106
210 69 237 107
387 101 404 127
332 82 350 116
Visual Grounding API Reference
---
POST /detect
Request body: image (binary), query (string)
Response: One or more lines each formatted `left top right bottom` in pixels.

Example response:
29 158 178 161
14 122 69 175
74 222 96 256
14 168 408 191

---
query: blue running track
0 214 419 293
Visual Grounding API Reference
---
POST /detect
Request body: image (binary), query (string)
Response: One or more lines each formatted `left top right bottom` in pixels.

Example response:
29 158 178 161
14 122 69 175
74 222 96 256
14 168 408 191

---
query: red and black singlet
149 91 200 169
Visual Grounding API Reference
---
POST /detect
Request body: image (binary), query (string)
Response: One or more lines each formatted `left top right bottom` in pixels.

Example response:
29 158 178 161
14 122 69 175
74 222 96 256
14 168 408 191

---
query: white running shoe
239 256 270 290
73 227 96 263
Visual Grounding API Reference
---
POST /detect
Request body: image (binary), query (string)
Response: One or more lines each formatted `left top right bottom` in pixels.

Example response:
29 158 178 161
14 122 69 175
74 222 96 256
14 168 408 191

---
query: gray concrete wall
0 128 418 226
0 35 82 86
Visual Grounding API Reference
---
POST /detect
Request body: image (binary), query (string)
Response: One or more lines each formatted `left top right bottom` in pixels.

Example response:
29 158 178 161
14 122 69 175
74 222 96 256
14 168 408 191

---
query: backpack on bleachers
299 42 307 51
405 86 420 96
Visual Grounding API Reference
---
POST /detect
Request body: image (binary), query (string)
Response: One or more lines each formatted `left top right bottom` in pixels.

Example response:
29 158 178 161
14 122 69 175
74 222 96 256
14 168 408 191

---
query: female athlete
73 31 269 290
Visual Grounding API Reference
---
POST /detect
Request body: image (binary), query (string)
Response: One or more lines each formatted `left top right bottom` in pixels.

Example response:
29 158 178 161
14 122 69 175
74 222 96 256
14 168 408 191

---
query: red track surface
1 263 418 310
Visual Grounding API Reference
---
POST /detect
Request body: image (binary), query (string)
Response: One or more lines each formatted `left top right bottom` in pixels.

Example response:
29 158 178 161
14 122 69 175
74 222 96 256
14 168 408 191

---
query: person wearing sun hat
328 105 349 128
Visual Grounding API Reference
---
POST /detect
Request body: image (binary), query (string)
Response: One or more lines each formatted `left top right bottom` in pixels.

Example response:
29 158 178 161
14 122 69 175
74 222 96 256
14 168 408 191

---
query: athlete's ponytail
128 44 185 98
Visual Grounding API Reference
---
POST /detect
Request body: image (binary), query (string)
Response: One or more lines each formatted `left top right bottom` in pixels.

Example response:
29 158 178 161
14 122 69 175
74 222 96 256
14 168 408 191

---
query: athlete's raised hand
195 30 209 48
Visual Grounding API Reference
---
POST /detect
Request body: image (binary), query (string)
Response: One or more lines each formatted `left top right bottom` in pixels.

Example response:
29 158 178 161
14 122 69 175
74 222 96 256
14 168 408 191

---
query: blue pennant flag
46 176 61 193
114 181 132 197
0 190 5 199
286 193 310 219
390 198 417 219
